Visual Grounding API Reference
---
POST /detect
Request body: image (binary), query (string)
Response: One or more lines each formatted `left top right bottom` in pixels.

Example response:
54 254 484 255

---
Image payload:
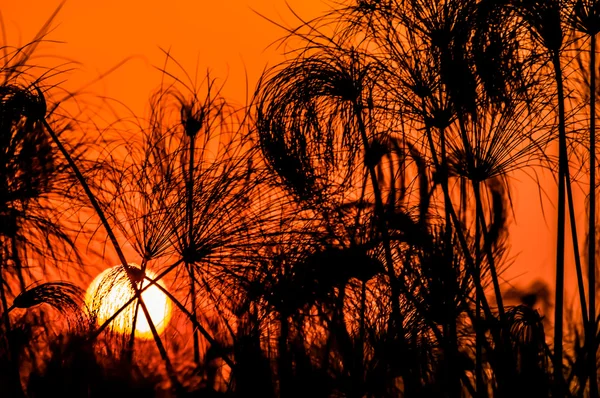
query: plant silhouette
4 1 600 397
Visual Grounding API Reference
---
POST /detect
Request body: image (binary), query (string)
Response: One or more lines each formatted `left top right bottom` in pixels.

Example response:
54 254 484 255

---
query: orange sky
2 1 329 114
3 1 572 309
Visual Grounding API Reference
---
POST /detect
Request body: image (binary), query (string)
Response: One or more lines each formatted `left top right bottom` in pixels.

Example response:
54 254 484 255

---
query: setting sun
85 264 172 339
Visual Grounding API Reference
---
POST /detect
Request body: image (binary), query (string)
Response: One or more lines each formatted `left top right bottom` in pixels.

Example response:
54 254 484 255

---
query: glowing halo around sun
85 263 172 339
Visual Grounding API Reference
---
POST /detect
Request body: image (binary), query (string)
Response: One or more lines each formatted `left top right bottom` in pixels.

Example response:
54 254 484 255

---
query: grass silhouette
3 0 600 396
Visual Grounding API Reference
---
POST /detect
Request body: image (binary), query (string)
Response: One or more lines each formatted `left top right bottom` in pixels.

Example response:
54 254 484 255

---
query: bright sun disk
85 263 172 339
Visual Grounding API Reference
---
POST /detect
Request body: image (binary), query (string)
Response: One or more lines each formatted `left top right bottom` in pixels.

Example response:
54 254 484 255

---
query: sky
2 1 329 114
2 1 569 307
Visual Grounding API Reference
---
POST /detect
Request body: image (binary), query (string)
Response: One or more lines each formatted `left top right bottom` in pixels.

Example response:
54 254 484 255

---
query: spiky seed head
123 263 145 283
0 85 55 206
181 105 203 137
31 86 48 121
571 0 600 34
12 282 85 312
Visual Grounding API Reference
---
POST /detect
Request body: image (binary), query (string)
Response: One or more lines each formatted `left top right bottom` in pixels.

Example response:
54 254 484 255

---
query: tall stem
474 181 484 396
187 132 200 365
353 104 403 334
562 154 589 325
473 193 506 318
440 129 462 398
552 51 567 395
359 281 367 384
566 167 589 326
456 115 507 323
422 121 494 321
41 118 180 389
589 32 598 398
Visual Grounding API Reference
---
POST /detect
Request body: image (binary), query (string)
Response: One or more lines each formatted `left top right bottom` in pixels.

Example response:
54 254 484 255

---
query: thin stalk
439 124 452 235
41 118 180 389
589 31 598 398
353 103 403 335
456 115 506 323
149 277 237 370
473 180 517 394
421 121 514 397
552 50 567 396
421 121 507 396
126 292 140 362
473 189 505 318
422 120 494 322
354 101 419 392
565 169 589 326
474 180 484 396
565 164 589 325
186 132 200 365
440 121 461 398
127 259 149 363
359 280 366 384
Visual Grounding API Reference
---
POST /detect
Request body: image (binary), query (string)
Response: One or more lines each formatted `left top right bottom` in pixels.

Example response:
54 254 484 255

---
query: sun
85 263 172 339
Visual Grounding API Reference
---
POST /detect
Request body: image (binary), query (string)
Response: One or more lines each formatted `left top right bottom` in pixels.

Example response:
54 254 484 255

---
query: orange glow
85 264 172 339
0 1 557 294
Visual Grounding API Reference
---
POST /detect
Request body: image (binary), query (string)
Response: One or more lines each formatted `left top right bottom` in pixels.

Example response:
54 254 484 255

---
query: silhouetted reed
6 1 600 396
